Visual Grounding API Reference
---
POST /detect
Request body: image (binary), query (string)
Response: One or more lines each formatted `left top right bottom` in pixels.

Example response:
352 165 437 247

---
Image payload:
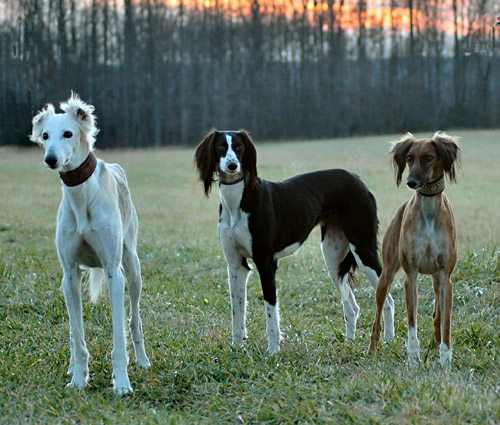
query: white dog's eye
63 131 73 138
42 133 49 140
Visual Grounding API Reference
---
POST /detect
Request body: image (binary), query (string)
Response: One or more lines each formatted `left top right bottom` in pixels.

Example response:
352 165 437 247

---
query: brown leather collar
59 152 97 187
418 175 445 197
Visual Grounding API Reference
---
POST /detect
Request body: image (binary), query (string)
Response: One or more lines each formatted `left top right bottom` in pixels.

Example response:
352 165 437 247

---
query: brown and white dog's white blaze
194 129 395 354
369 131 461 367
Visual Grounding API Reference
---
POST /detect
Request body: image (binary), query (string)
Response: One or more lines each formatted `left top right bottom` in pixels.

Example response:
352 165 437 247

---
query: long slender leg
106 267 132 394
438 273 453 366
227 258 251 346
369 266 398 351
431 274 442 346
405 275 420 365
349 243 395 341
321 227 359 339
122 241 150 368
255 259 280 354
62 265 89 389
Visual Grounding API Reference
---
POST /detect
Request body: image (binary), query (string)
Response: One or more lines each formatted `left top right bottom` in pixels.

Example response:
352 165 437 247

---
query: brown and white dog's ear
194 128 219 197
431 131 461 184
390 133 416 187
238 129 260 191
30 103 55 145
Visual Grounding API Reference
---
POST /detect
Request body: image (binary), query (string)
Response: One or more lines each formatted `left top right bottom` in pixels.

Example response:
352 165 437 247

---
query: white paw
268 342 280 355
384 325 395 342
113 373 133 395
136 350 151 368
137 356 151 369
439 343 452 367
232 329 247 346
67 372 88 390
408 350 421 366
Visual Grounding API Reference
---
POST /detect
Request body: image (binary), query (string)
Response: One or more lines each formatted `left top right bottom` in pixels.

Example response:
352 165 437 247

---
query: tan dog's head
390 132 461 189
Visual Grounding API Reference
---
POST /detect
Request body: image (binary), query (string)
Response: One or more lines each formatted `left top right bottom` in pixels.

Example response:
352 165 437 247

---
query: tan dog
369 132 461 366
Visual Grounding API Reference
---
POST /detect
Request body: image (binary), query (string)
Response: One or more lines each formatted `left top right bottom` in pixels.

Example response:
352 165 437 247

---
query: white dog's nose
45 155 58 168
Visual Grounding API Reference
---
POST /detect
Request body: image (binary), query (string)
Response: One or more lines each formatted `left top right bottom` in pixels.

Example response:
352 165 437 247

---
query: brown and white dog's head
194 129 260 196
390 132 461 190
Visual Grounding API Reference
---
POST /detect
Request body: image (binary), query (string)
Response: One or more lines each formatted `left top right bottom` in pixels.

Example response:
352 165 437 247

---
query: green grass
0 129 499 424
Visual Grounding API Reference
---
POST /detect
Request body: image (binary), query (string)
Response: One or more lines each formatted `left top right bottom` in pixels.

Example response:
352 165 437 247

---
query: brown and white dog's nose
227 162 238 172
45 155 58 168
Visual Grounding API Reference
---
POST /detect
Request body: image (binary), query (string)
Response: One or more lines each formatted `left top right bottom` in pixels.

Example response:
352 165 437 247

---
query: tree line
1 0 499 147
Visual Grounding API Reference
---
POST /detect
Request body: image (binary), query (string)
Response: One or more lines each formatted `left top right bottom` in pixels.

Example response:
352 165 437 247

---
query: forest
1 0 499 147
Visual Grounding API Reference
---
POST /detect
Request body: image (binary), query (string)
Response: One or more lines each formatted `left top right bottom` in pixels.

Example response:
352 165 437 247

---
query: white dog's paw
137 355 151 369
67 372 88 391
135 347 151 368
113 373 133 395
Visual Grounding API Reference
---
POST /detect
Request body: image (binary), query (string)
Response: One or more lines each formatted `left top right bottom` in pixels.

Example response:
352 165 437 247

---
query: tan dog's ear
431 132 461 184
30 104 55 145
390 133 416 187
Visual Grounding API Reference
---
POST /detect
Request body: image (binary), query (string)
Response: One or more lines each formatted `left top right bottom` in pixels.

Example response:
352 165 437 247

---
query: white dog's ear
60 92 95 125
60 92 99 147
30 103 55 145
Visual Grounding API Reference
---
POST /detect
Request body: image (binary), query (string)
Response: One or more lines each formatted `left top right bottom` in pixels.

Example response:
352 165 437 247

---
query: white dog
30 93 150 394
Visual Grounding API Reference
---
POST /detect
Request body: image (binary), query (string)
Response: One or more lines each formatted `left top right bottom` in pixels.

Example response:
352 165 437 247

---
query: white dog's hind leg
62 267 89 390
107 268 133 395
122 242 150 368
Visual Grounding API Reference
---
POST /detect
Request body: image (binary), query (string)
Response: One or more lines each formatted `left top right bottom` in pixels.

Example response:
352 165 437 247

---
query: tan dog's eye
407 155 413 163
425 155 433 162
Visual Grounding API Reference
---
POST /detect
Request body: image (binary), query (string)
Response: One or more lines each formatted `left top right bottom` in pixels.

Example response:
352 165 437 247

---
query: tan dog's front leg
404 274 420 365
435 273 453 366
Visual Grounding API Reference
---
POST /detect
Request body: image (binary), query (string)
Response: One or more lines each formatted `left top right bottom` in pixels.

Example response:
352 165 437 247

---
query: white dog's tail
89 268 106 303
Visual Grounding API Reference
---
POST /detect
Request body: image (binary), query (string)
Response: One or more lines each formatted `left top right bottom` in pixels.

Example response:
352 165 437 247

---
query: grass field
0 130 499 424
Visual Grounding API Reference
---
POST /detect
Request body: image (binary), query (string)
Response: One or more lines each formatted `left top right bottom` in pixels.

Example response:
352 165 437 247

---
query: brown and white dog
194 129 395 354
369 132 461 366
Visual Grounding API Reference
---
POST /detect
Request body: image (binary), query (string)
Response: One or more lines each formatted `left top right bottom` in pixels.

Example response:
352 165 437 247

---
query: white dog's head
30 93 99 169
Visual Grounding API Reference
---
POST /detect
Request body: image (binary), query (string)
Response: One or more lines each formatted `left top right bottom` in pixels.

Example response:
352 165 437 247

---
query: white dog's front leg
228 262 250 346
107 269 132 395
62 268 89 390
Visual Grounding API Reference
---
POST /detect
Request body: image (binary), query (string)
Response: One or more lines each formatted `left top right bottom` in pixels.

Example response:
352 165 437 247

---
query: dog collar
59 152 97 187
418 175 445 197
219 176 245 186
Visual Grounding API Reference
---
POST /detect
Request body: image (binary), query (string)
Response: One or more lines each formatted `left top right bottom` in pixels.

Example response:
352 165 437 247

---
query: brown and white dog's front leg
227 259 250 346
255 259 281 354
